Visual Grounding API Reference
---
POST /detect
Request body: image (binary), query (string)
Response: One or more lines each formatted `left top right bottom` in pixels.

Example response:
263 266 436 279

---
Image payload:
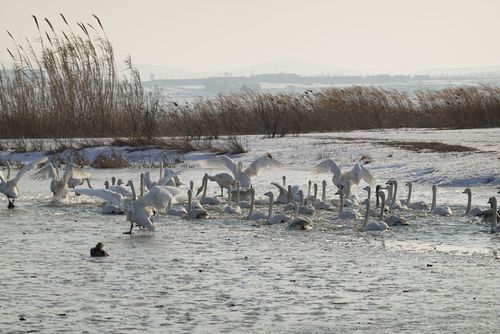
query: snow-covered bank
1 128 499 187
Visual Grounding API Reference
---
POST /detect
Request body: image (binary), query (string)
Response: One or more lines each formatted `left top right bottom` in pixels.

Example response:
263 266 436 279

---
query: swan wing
312 159 341 177
143 186 174 210
109 185 133 198
349 163 376 186
199 155 238 176
157 170 181 186
73 188 123 205
244 156 285 178
31 161 58 181
12 157 47 183
271 182 287 193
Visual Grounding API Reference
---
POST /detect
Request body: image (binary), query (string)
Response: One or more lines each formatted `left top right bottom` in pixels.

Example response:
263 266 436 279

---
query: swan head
375 185 385 192
111 176 116 185
264 191 274 200
432 185 437 192
125 180 133 187
117 179 124 186
104 180 110 189
378 191 386 201
463 188 471 195
363 186 371 192
404 182 411 187
487 197 497 207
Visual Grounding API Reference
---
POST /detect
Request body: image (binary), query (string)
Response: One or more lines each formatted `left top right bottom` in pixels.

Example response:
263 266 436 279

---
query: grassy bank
1 15 499 141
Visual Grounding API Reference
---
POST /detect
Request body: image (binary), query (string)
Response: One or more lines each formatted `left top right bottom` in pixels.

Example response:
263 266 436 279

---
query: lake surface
1 167 499 333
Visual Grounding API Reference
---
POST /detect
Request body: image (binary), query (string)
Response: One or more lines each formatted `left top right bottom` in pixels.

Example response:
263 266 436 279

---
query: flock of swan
1 155 500 234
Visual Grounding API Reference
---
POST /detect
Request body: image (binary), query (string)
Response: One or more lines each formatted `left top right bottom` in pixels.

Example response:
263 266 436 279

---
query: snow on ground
2 127 498 187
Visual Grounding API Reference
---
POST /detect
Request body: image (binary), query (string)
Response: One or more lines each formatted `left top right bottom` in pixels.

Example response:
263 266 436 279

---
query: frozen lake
1 128 499 333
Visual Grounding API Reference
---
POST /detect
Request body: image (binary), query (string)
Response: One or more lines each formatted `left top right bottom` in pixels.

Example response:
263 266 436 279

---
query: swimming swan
487 197 500 233
361 198 390 232
263 191 292 225
463 188 482 216
431 185 452 216
287 203 313 230
196 173 222 206
0 158 46 208
403 181 429 211
378 191 409 226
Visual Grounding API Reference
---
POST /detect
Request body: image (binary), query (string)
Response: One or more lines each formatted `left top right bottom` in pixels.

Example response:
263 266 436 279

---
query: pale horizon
1 0 500 76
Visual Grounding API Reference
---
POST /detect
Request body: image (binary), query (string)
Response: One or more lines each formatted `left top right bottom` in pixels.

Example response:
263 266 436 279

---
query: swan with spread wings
312 159 376 195
200 153 285 190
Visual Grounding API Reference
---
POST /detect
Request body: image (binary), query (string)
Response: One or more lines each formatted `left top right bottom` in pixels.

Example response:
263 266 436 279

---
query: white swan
200 153 285 190
297 189 315 215
403 181 429 211
315 180 333 210
67 165 92 189
378 191 409 226
196 173 222 206
270 180 289 204
73 186 128 214
186 189 209 219
313 159 376 195
361 198 390 232
385 180 407 210
431 185 452 216
336 187 360 220
246 187 267 221
224 184 241 214
203 172 234 197
463 188 482 216
487 197 500 233
166 197 188 217
31 162 89 202
263 191 292 225
122 179 157 234
0 158 46 208
287 203 313 230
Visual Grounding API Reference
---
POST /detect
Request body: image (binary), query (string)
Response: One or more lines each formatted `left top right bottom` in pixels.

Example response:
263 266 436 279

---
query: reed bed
1 16 499 143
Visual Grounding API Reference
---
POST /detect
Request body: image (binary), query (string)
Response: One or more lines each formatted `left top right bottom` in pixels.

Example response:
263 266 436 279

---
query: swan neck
140 174 144 197
431 187 437 211
129 181 137 201
287 185 292 203
363 201 370 229
339 192 344 215
188 190 192 213
268 195 273 219
465 191 471 215
406 183 412 205
322 182 326 202
236 182 240 203
247 190 255 217
6 161 11 179
491 199 497 230
202 176 208 198
392 182 398 205
379 195 385 220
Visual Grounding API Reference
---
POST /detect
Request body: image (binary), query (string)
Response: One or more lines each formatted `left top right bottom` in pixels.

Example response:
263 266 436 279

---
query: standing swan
0 158 46 208
431 185 452 216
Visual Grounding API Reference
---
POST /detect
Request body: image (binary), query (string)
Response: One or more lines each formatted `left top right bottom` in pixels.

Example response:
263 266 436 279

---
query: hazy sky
1 0 499 74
